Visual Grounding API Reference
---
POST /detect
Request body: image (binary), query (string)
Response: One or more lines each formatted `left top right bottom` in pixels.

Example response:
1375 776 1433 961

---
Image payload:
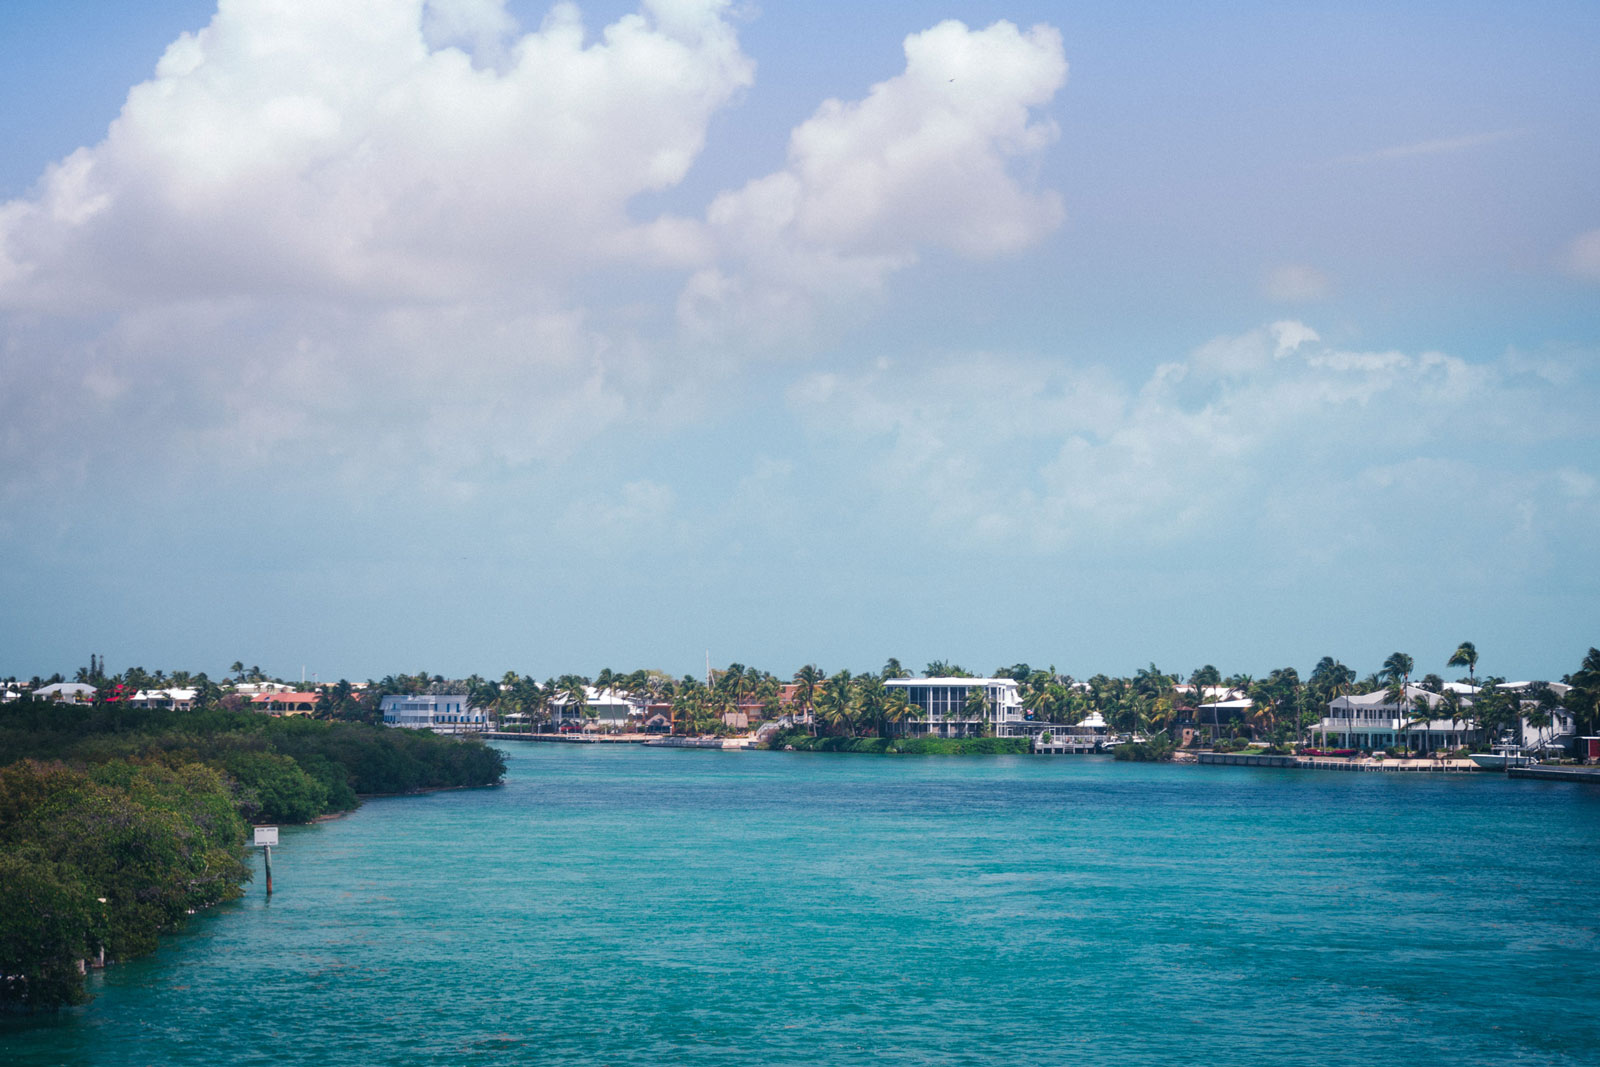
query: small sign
254 826 279 847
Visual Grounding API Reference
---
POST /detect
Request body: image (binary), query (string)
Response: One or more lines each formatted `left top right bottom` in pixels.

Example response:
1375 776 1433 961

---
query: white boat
1469 751 1536 770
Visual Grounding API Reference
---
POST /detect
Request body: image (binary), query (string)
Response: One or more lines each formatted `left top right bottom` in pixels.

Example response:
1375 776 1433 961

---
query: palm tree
1022 683 1051 721
1565 647 1600 737
1438 687 1466 750
1525 683 1564 755
1447 641 1479 685
1467 683 1515 750
881 686 914 737
962 684 993 738
816 672 856 736
556 674 589 730
529 678 555 732
1383 680 1407 751
1307 657 1355 747
1188 665 1221 731
1380 652 1414 751
1381 652 1414 688
792 664 824 733
852 675 888 736
1406 693 1438 754
1133 663 1172 701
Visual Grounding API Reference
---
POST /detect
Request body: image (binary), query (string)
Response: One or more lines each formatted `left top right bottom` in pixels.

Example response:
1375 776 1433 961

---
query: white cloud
0 3 1079 521
685 18 1067 343
0 0 753 311
1565 228 1600 283
786 324 1598 561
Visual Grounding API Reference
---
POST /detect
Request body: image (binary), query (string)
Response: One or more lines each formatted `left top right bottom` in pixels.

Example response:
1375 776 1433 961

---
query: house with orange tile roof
251 691 319 716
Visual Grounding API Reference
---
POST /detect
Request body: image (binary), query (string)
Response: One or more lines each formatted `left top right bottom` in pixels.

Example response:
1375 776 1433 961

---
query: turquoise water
6 745 1600 1066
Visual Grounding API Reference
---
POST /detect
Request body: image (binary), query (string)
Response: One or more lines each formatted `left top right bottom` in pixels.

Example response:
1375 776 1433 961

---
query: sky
2 0 1597 686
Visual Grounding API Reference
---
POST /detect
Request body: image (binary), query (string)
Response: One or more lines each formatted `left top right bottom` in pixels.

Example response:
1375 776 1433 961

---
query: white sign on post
253 826 279 847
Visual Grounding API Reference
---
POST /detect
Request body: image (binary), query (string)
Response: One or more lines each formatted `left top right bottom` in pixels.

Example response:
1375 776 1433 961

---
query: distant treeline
0 701 505 1012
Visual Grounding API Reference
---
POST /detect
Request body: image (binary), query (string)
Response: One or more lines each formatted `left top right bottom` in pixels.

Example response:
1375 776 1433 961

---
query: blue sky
1 0 1596 685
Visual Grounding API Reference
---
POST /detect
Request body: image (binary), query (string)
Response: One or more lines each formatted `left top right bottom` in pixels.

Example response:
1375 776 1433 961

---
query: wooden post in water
254 826 279 896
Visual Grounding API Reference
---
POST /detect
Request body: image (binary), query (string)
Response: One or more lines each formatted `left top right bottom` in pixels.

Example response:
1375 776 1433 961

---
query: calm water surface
6 745 1600 1066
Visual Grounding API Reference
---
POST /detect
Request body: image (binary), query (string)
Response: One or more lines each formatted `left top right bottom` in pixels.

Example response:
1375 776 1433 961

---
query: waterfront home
884 677 1023 737
250 691 320 716
232 681 298 696
1316 682 1576 754
31 681 98 703
128 687 196 710
1174 684 1246 704
379 693 490 733
549 686 637 731
1015 709 1110 748
1195 696 1254 735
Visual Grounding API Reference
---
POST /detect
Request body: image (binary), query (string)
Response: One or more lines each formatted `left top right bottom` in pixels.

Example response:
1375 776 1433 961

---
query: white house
32 682 98 703
379 694 489 733
548 686 638 730
883 677 1023 738
128 688 197 710
1317 682 1575 754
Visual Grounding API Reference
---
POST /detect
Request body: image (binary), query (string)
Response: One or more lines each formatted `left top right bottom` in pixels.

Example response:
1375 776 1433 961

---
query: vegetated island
0 700 505 1013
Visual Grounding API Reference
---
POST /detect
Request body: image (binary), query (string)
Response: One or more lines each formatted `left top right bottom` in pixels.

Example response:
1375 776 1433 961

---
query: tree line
0 698 505 1012
340 643 1600 745
10 643 1596 746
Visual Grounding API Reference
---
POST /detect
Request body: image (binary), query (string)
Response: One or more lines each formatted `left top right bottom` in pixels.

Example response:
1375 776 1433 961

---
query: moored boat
1469 750 1536 770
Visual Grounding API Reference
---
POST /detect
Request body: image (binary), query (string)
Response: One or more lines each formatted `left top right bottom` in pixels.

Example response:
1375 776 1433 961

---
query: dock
1032 738 1100 754
1197 753 1480 773
483 732 761 750
1298 757 1478 773
644 736 757 750
1197 753 1300 768
484 732 648 744
1507 765 1600 785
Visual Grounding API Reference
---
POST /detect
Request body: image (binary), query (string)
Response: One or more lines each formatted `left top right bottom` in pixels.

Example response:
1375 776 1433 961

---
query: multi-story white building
884 677 1023 738
379 694 489 733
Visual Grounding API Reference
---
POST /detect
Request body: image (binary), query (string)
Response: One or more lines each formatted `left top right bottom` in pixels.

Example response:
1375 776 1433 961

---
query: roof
885 677 1019 688
549 686 637 708
132 688 197 701
252 691 319 704
34 682 97 697
1330 684 1445 709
